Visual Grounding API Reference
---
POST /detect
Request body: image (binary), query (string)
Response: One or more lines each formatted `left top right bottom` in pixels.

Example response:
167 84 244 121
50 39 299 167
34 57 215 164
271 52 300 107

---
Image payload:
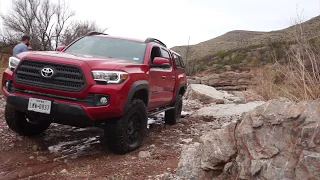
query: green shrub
215 64 225 70
231 55 245 64
197 64 205 71
308 38 319 47
265 57 274 64
216 50 229 59
259 48 267 54
267 40 285 49
275 48 285 60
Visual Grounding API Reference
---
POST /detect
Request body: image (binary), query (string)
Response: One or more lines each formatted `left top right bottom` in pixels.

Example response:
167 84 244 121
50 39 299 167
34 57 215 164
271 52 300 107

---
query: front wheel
5 105 51 136
104 99 148 154
164 94 183 125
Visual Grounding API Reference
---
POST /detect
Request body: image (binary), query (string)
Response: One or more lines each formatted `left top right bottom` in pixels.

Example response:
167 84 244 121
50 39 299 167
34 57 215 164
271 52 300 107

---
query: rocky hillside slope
171 16 320 72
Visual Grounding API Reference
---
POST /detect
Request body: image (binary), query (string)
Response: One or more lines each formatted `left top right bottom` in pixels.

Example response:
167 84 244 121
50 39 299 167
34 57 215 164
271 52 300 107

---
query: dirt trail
0 96 204 180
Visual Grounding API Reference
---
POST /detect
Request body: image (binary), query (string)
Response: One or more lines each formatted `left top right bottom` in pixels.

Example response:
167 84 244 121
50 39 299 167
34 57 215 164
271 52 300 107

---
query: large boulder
176 99 320 179
176 123 238 180
176 143 205 179
234 99 320 179
201 71 253 91
200 122 237 171
191 101 265 119
184 84 244 104
187 71 254 91
176 122 240 180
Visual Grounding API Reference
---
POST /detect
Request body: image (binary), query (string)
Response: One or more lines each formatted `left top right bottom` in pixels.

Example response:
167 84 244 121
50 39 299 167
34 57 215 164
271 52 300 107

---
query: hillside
171 16 320 73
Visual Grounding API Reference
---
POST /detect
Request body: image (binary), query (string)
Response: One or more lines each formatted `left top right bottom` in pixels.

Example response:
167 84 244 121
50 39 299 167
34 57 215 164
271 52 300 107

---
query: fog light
100 97 108 105
5 81 9 89
4 80 12 91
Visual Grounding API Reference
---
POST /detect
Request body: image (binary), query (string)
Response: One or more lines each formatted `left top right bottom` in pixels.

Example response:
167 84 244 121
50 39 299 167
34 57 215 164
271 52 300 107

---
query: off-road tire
104 99 148 154
164 94 183 125
5 105 51 136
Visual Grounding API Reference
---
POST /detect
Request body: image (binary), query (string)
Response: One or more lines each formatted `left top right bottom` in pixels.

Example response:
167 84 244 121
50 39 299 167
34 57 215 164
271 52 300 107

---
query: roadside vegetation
182 16 320 101
187 39 296 74
253 20 320 101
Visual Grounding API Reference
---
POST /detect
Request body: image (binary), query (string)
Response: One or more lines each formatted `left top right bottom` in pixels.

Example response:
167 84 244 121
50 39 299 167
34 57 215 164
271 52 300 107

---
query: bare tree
53 0 75 49
0 30 20 60
0 0 75 50
60 20 107 45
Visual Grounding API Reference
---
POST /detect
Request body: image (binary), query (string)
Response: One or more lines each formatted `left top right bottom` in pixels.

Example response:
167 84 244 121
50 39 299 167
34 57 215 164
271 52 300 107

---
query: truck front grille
14 60 86 92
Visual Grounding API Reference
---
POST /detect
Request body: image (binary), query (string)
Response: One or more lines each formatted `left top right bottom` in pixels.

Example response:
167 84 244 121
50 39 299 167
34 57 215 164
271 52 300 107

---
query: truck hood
17 51 139 70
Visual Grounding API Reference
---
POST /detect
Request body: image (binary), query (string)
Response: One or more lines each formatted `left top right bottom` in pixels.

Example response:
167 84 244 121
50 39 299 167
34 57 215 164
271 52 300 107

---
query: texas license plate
27 98 51 114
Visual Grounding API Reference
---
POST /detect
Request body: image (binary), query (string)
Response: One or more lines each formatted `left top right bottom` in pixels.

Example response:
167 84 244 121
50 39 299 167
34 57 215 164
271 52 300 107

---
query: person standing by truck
12 35 31 56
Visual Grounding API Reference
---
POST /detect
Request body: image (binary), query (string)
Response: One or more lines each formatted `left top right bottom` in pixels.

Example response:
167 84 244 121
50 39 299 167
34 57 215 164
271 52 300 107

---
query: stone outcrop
176 143 204 179
187 71 253 91
191 101 265 119
184 84 244 104
176 99 320 180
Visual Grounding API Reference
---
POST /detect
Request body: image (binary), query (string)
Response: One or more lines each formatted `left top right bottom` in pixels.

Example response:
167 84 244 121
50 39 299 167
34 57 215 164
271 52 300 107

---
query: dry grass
253 19 320 101
0 53 9 86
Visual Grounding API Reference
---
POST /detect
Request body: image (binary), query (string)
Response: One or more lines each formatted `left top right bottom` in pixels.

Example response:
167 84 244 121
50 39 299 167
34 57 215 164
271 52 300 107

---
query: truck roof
92 34 145 43
88 33 167 48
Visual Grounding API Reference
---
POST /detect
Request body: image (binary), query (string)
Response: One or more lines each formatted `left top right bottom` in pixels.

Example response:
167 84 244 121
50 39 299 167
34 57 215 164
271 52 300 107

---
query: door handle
162 75 166 80
172 76 175 80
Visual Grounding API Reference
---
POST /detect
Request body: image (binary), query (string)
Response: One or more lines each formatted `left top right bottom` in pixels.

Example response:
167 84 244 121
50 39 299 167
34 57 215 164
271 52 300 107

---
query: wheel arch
172 82 186 105
124 80 149 112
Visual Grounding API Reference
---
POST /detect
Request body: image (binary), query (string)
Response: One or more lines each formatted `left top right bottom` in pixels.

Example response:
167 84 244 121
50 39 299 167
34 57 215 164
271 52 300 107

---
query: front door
148 46 172 110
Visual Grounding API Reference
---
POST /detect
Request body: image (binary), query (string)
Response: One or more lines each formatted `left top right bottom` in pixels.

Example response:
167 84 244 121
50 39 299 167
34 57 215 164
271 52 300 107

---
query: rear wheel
164 94 183 125
104 99 148 154
5 105 51 136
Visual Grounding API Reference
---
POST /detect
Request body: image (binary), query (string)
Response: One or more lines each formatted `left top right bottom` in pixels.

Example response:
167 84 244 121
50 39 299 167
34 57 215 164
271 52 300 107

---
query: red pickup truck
2 32 187 154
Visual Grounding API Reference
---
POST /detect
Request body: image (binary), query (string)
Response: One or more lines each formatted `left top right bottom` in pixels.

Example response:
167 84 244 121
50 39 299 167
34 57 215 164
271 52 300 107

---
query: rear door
172 53 186 103
160 48 175 94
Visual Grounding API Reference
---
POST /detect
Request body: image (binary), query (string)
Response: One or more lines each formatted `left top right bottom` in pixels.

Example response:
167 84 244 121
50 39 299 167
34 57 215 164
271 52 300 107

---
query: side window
150 46 161 63
173 54 181 68
160 48 170 59
179 56 185 68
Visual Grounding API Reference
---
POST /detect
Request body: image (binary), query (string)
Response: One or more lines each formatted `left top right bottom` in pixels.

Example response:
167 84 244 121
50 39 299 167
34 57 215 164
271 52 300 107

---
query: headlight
8 57 21 69
91 70 129 84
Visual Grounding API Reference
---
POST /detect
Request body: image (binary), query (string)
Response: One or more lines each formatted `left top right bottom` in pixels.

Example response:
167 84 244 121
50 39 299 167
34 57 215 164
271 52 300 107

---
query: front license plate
27 98 51 114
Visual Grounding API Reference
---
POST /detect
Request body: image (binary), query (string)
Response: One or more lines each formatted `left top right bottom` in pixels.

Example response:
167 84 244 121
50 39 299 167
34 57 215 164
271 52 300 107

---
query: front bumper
6 94 95 127
2 68 127 127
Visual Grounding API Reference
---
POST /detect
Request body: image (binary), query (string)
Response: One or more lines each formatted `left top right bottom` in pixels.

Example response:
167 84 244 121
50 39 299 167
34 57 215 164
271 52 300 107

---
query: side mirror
56 46 66 52
151 57 170 68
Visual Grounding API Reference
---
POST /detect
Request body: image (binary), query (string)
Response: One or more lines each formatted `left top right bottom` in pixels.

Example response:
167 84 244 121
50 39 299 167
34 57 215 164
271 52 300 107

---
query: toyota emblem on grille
41 67 54 78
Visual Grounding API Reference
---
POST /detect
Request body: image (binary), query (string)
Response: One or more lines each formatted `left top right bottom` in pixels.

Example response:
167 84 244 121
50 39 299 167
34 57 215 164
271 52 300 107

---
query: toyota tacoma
2 32 187 154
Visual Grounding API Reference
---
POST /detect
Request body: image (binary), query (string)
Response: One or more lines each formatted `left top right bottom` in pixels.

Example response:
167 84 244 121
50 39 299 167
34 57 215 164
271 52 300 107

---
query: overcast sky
0 0 319 48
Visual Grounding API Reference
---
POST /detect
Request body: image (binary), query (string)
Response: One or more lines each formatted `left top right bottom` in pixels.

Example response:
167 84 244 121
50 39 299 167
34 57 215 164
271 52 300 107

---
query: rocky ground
0 96 193 180
2 84 317 180
0 84 257 180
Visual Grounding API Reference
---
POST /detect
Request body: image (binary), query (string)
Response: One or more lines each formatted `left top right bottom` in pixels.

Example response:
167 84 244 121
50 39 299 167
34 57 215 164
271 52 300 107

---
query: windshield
64 36 146 63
